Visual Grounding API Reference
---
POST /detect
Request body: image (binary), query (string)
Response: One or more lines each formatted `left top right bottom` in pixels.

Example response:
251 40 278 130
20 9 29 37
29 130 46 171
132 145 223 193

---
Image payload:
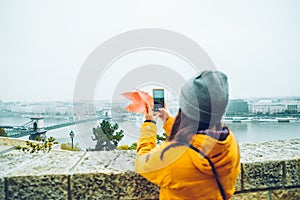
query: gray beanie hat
179 70 229 125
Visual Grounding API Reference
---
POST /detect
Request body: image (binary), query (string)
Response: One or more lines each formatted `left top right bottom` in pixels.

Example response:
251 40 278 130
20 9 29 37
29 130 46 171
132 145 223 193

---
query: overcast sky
0 0 299 102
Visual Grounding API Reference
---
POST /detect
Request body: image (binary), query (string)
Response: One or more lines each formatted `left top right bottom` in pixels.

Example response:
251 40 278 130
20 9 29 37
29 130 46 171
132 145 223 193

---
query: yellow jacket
135 117 240 200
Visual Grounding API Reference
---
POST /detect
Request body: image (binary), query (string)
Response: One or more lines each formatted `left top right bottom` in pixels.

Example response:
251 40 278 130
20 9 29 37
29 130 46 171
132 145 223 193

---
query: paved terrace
0 137 299 200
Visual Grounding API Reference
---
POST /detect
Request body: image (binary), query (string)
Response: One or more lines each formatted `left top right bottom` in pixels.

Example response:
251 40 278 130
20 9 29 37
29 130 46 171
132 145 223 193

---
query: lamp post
69 130 75 151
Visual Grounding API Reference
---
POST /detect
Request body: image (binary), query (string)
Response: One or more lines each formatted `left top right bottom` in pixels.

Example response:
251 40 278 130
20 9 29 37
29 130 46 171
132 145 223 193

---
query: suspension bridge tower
28 117 47 140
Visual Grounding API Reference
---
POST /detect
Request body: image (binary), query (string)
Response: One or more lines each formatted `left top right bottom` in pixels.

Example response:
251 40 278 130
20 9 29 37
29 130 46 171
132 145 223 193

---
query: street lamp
69 130 75 151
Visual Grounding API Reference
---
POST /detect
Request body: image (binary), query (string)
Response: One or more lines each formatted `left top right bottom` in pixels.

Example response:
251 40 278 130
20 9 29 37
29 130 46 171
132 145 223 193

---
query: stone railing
0 137 299 200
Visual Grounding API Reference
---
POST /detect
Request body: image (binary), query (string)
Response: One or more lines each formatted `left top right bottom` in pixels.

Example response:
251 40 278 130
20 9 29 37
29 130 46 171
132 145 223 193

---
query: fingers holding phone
145 103 159 122
158 108 171 122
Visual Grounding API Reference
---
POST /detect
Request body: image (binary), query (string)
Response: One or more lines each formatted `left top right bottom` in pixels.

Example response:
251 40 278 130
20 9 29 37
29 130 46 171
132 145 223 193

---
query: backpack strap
183 143 227 200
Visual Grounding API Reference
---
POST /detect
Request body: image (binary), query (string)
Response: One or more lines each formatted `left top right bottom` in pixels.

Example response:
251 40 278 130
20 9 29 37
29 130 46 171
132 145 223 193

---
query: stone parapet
0 137 299 199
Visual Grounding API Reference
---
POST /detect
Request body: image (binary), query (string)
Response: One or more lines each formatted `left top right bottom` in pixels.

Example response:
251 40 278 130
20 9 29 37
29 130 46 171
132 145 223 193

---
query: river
1 115 299 150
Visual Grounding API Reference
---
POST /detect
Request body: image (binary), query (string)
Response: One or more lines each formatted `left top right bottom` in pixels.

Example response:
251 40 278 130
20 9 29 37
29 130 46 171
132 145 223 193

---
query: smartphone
153 89 164 112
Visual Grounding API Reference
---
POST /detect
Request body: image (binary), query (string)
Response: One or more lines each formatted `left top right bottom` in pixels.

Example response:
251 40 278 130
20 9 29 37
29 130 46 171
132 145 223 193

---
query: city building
226 99 249 115
250 99 300 114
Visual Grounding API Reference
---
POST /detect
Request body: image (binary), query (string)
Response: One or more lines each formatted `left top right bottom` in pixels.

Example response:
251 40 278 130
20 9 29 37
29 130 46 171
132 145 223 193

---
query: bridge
0 117 107 139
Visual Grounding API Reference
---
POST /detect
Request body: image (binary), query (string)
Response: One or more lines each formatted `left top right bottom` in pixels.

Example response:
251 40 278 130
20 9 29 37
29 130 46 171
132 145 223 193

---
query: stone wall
0 137 299 200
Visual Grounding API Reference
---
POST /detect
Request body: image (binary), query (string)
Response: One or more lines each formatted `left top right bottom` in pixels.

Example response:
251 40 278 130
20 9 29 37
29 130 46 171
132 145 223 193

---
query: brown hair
160 109 222 160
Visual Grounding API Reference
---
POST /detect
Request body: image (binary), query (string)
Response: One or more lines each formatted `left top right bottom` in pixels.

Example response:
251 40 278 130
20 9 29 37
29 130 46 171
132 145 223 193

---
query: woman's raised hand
158 108 171 123
145 103 158 122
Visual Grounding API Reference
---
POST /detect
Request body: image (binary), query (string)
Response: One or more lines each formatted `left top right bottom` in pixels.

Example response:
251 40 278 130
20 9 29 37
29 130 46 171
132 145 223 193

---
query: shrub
157 132 168 144
60 142 81 151
117 142 137 150
89 120 124 151
0 128 7 137
15 136 58 153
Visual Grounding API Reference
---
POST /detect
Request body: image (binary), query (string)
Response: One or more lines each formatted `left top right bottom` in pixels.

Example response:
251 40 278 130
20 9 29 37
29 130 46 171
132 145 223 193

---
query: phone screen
153 89 164 111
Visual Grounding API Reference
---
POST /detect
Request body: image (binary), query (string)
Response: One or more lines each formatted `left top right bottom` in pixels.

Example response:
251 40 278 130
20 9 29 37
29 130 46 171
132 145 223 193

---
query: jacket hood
189 132 240 176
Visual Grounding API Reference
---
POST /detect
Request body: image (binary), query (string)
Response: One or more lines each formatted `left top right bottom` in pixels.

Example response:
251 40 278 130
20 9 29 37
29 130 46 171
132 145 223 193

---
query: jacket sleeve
163 117 175 137
136 122 157 155
136 121 174 187
137 117 175 155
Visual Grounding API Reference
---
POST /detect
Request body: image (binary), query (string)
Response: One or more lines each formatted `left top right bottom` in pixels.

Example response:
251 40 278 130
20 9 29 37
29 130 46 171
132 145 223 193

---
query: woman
135 70 240 200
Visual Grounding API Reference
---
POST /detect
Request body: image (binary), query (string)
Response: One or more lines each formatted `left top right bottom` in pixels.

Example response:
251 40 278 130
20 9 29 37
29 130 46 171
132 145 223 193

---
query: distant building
250 101 285 114
282 100 300 113
226 99 249 114
250 99 300 114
